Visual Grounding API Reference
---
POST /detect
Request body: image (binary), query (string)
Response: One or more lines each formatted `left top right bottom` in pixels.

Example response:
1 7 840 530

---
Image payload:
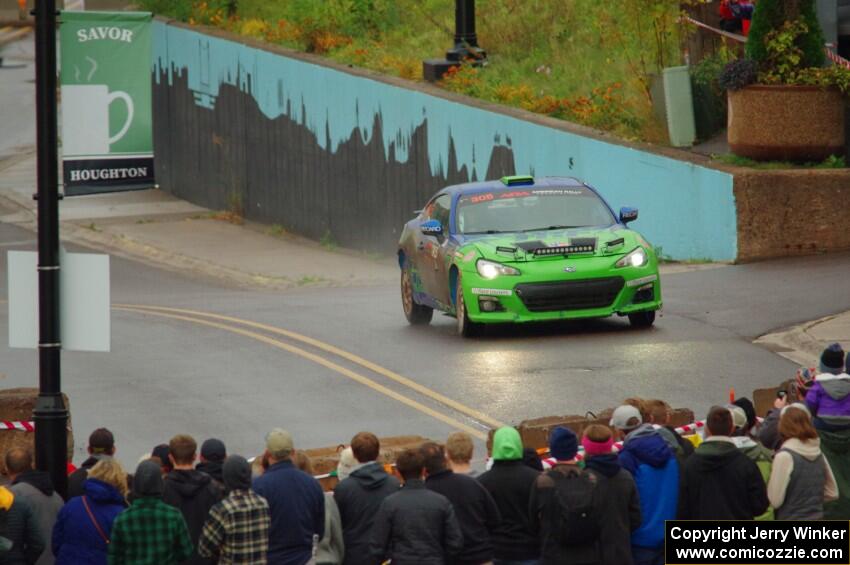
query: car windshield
456 187 616 235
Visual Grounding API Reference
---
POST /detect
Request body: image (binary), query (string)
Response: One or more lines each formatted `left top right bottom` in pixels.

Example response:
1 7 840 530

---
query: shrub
745 0 824 68
718 59 758 91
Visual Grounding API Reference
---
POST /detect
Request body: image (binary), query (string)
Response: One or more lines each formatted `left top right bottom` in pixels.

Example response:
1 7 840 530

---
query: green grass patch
713 153 846 170
137 0 689 142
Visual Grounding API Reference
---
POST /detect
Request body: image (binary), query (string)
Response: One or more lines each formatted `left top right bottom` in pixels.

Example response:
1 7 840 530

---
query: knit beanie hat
581 435 614 457
134 460 163 497
201 438 226 462
733 398 757 432
222 455 252 491
820 343 845 374
549 427 578 461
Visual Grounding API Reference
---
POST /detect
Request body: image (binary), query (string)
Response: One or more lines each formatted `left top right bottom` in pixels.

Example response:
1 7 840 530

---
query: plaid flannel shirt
198 489 271 564
108 496 193 565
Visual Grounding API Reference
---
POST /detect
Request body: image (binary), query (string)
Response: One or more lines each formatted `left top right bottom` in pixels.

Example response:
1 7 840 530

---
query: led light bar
533 245 595 256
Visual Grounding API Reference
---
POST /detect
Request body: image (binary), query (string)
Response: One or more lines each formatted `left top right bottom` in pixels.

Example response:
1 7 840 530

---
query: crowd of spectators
0 342 847 564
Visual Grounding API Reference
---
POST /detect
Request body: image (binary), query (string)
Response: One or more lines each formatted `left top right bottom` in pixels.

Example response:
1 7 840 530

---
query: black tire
455 274 482 337
628 310 656 328
401 267 433 325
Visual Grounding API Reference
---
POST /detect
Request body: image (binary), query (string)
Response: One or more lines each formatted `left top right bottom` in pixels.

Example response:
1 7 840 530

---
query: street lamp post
33 0 68 499
423 0 487 82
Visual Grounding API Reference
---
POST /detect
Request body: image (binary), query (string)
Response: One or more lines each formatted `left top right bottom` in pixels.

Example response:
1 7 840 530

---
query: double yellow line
115 304 506 440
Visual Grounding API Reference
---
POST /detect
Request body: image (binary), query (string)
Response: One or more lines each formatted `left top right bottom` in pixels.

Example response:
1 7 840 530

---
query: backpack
547 467 601 546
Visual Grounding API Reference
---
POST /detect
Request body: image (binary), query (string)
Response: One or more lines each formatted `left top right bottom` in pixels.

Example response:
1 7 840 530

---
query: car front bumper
460 259 662 324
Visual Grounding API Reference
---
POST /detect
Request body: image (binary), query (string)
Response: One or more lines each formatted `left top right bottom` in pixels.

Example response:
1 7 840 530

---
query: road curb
754 314 845 367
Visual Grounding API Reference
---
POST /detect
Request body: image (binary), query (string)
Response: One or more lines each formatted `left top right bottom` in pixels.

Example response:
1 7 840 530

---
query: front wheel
401 268 433 325
628 310 656 328
456 274 482 337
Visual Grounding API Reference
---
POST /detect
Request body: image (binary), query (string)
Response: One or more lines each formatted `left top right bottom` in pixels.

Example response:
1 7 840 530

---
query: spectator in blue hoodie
612 404 678 565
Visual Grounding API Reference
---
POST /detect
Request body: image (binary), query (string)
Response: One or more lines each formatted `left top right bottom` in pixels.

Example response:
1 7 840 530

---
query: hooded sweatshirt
819 428 850 519
162 469 224 565
679 437 769 520
333 461 400 565
0 485 45 565
195 461 224 486
11 470 64 565
806 374 850 428
617 424 678 550
585 454 641 565
52 478 126 565
768 438 838 519
732 436 775 520
477 427 541 561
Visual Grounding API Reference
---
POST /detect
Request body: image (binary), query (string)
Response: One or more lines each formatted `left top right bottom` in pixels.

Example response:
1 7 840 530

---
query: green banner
60 11 153 195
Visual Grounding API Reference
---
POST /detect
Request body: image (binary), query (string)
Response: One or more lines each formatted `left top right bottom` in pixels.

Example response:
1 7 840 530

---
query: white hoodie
767 437 838 508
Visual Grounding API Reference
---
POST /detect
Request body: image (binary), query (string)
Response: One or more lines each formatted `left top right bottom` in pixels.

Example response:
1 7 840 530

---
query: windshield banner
59 11 154 196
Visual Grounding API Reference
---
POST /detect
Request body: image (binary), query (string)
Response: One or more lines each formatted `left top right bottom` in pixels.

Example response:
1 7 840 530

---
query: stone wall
734 168 850 262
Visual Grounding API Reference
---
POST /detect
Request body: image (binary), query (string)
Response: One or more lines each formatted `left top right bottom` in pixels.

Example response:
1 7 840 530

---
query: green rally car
398 175 662 336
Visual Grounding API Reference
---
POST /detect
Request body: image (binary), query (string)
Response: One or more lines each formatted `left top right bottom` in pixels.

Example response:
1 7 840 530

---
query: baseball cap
266 428 294 458
610 405 643 430
89 428 115 453
726 404 747 430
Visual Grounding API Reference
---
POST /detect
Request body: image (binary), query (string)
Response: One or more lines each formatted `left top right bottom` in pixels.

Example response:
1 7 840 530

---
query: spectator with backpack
529 426 600 565
582 425 641 565
477 427 541 565
612 405 678 565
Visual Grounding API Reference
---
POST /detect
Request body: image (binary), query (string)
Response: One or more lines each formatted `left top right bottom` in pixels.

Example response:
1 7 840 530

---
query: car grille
515 277 625 312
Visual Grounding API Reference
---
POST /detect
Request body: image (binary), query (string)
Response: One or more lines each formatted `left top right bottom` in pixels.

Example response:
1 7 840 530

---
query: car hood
457 226 643 262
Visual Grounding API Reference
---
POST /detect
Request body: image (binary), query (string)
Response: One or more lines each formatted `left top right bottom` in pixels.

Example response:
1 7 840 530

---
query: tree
745 0 824 68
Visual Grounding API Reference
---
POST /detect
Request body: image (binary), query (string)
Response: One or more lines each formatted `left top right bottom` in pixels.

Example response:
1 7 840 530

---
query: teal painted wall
153 21 737 261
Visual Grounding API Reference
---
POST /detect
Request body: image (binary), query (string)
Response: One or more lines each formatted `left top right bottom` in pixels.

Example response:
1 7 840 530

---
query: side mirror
421 219 443 236
619 207 638 225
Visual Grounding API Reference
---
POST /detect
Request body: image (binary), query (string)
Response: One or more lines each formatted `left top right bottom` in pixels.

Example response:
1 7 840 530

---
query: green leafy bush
745 0 824 68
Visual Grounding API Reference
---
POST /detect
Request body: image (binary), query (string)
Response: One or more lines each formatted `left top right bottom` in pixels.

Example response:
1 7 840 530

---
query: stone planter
728 85 845 161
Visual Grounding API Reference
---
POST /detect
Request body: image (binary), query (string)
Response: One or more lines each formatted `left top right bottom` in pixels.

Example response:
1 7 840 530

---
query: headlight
615 247 648 268
476 259 520 279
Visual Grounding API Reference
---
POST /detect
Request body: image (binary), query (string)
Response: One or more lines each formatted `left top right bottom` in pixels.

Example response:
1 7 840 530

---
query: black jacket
584 454 642 565
195 461 224 488
67 456 105 499
334 462 400 565
426 469 501 564
0 488 45 565
477 460 540 561
678 439 769 520
529 463 600 565
370 479 463 565
162 469 224 565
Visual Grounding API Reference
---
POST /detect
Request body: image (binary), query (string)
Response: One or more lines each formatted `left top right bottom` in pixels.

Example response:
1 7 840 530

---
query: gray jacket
316 493 344 565
369 480 463 565
9 472 63 565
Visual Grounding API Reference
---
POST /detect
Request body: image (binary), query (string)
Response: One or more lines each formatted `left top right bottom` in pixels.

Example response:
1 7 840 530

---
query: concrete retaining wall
151 20 738 261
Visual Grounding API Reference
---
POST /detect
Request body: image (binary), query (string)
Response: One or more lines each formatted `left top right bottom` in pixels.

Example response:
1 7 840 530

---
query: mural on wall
153 22 737 260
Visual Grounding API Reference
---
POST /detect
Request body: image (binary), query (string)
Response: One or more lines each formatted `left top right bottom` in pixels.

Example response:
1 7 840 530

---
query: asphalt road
4 205 850 467
3 35 850 469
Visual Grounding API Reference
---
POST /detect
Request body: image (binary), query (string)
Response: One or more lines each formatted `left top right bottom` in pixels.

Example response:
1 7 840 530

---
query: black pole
454 0 478 49
33 0 68 499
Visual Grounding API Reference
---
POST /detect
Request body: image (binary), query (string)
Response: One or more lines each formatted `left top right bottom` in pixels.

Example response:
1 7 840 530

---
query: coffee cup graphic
62 84 134 156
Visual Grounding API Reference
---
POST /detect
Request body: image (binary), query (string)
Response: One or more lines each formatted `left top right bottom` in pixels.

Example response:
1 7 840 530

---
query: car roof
440 176 588 197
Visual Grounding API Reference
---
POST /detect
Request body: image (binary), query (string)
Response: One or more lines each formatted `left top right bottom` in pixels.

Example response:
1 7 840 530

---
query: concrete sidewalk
756 313 850 368
0 151 399 289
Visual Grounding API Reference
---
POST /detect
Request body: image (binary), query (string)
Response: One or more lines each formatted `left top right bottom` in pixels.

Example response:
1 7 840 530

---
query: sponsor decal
463 251 476 262
471 288 512 296
626 274 658 287
563 266 576 273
